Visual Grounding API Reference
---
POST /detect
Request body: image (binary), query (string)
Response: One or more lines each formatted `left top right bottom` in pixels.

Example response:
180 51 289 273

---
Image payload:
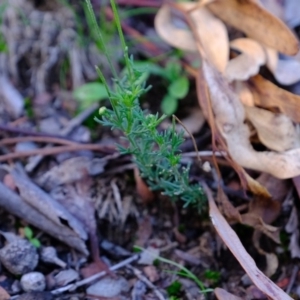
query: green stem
109 0 132 78
85 0 118 80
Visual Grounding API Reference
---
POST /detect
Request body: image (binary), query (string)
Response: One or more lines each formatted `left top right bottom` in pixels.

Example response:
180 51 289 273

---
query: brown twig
127 265 166 300
51 254 140 295
0 144 115 163
0 123 76 139
0 136 80 146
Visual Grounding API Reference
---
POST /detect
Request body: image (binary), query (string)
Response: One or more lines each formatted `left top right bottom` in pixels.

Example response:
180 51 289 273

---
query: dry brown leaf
196 61 270 196
241 213 280 243
264 47 278 73
134 168 154 204
154 5 197 52
264 252 278 278
243 172 271 198
204 184 292 300
225 54 259 82
155 3 229 72
207 0 299 55
200 60 300 179
187 3 229 72
217 188 241 222
245 106 300 152
225 38 266 81
232 81 254 107
214 287 243 300
230 38 266 63
249 75 300 123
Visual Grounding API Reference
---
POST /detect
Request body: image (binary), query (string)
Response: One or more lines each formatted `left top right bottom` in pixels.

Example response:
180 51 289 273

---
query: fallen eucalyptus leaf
204 184 292 300
207 0 299 55
246 106 300 152
249 75 300 123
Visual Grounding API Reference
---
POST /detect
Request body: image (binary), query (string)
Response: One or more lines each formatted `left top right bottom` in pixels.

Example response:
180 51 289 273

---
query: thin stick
0 124 74 139
51 254 140 295
0 144 115 163
0 136 80 146
128 265 166 300
172 115 201 164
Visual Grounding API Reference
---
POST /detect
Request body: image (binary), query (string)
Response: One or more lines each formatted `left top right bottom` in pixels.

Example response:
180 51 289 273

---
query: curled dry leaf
217 186 279 243
232 81 254 107
245 106 300 152
200 60 300 179
187 3 229 72
264 47 278 73
196 61 270 196
225 38 266 82
225 54 259 82
249 75 300 123
204 184 292 300
264 253 278 278
154 5 197 52
241 213 280 243
207 0 299 55
155 3 229 72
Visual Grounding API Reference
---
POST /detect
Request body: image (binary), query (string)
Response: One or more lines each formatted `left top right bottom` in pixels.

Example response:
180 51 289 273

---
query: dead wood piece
0 181 88 255
11 169 87 241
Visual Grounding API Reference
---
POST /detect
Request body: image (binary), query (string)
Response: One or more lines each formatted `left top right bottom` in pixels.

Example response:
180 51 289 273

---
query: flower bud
98 106 107 115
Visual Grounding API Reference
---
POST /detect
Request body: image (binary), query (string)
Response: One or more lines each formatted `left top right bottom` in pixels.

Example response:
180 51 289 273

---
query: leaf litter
155 0 300 298
1 0 300 299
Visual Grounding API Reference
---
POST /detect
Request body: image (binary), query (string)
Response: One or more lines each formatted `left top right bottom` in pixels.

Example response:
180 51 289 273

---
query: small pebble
0 239 38 275
40 246 66 268
86 276 130 298
138 247 159 265
54 269 79 286
241 273 253 286
21 272 46 292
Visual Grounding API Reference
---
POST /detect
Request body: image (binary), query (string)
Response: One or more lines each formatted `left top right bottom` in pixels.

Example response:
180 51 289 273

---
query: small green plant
167 280 182 299
132 58 190 115
204 269 221 284
24 226 41 248
133 246 213 295
85 0 205 210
